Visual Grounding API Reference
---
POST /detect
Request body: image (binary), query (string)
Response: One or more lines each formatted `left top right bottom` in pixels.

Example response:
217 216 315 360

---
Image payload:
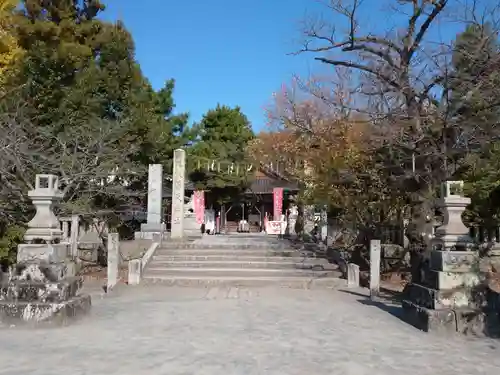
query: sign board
266 220 286 235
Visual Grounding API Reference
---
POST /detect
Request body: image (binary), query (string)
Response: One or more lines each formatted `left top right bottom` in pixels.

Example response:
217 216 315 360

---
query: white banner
266 220 286 235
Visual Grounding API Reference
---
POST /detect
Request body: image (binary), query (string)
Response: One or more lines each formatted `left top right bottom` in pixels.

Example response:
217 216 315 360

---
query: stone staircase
142 234 345 288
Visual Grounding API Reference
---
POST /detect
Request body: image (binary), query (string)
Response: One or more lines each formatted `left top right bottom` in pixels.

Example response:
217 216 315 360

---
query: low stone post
60 219 70 241
347 263 360 288
128 259 142 285
107 233 119 291
370 239 381 300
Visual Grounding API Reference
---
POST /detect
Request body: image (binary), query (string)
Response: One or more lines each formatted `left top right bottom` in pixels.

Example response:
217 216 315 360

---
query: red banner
193 190 205 224
273 187 283 221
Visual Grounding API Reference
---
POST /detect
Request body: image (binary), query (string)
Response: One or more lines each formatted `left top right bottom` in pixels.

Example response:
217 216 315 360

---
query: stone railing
58 216 109 263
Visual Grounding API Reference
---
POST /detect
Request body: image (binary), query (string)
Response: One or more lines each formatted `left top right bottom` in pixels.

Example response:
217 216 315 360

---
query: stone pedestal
402 249 481 334
0 264 91 326
402 181 482 334
0 175 90 326
136 223 166 240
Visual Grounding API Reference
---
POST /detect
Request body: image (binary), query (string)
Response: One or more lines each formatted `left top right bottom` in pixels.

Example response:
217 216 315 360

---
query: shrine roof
161 166 300 197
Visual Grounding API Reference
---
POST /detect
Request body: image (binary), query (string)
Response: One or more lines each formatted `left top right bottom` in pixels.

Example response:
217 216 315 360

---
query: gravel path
0 285 498 375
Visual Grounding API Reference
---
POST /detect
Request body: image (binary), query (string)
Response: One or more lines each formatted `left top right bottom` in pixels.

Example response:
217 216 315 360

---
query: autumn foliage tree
248 77 403 235
253 0 500 243
0 0 22 87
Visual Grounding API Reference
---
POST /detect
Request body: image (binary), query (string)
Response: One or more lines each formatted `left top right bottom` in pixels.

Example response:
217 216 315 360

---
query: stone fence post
107 233 119 291
347 263 360 288
370 239 381 300
128 259 142 285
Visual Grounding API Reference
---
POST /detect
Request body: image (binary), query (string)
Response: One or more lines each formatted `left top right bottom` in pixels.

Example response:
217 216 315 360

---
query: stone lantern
403 180 481 334
23 174 64 243
0 174 92 326
432 180 473 251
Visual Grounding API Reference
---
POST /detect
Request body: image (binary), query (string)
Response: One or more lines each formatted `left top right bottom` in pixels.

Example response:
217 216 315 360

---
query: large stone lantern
403 180 481 334
432 180 473 251
0 174 92 326
24 174 64 243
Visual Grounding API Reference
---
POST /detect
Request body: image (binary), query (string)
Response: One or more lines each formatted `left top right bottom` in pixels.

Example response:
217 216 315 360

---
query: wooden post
370 239 381 300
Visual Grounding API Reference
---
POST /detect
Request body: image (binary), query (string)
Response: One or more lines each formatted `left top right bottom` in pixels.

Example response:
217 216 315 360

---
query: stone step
154 248 301 257
159 243 290 250
144 267 340 279
147 260 334 270
152 254 321 262
141 274 345 289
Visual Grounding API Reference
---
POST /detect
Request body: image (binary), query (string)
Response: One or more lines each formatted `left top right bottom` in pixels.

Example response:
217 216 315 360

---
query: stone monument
136 164 165 239
402 181 481 334
0 174 91 326
171 149 186 239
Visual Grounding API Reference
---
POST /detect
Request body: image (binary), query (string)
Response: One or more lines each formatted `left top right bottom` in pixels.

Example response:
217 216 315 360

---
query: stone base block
17 243 69 264
78 248 98 262
134 230 167 240
140 223 166 232
11 261 76 282
0 294 91 327
427 270 480 290
402 300 484 335
23 228 63 243
430 250 477 272
0 277 83 303
404 283 473 310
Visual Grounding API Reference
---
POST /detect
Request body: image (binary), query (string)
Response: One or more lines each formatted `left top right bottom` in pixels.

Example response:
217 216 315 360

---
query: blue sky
100 0 473 131
102 0 319 131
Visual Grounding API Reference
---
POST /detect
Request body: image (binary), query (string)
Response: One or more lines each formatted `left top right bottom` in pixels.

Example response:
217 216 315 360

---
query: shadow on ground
340 288 405 322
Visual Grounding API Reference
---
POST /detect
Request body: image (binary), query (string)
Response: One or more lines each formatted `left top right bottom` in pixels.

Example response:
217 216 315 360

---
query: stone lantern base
0 263 91 327
0 243 90 326
401 181 486 334
402 249 484 334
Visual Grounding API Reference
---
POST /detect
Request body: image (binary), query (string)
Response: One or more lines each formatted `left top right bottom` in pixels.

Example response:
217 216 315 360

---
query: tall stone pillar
171 149 186 239
70 215 80 259
137 164 165 239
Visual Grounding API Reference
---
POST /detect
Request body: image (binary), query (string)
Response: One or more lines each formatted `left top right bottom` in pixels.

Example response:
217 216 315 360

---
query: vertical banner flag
194 190 205 224
273 187 283 221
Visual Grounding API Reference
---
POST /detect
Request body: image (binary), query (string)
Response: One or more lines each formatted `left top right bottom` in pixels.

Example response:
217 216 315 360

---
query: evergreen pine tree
189 104 254 204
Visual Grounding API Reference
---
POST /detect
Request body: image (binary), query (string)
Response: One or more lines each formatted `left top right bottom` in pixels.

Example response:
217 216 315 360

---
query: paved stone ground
1 285 499 375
